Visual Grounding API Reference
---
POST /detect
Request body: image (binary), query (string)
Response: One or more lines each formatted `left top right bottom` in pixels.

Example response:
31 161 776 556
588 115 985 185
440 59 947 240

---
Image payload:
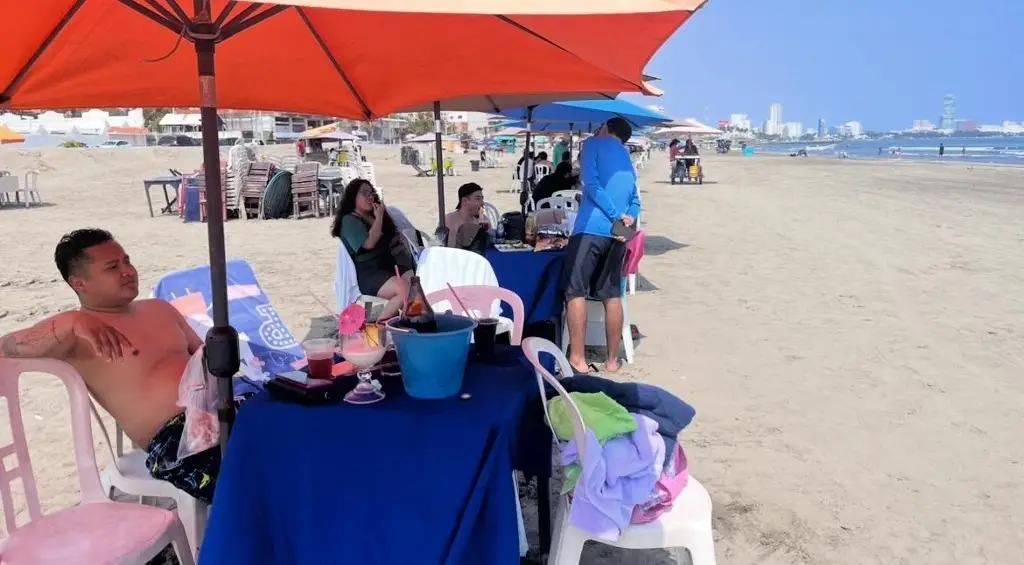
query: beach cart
670 155 703 185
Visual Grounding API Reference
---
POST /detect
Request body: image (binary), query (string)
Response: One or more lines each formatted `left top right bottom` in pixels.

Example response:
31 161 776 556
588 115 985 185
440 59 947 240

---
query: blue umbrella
499 98 671 128
495 120 603 133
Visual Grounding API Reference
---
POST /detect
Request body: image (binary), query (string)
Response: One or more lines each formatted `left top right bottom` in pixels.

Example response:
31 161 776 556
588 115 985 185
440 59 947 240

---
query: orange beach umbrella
0 0 707 445
0 125 25 144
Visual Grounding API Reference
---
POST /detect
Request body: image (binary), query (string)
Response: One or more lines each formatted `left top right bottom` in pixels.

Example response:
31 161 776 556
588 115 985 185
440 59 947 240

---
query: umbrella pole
433 101 446 230
520 107 533 213
568 122 574 158
195 35 240 457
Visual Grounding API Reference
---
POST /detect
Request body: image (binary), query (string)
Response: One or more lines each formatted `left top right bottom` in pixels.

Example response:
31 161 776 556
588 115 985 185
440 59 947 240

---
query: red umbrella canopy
0 0 706 118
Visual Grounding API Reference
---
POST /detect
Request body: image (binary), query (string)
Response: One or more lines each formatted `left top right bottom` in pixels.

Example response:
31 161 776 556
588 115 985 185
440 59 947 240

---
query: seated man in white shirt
444 182 490 248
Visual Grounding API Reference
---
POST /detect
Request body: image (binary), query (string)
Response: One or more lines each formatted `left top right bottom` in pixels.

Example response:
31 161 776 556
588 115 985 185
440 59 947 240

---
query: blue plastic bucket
385 314 477 399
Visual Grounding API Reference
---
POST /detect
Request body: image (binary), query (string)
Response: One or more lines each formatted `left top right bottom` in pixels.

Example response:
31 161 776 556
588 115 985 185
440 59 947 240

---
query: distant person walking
939 143 945 158
962 146 967 157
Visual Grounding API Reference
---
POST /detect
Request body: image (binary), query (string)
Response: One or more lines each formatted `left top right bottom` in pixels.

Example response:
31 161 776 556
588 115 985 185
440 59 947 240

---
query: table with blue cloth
486 249 565 324
200 346 551 565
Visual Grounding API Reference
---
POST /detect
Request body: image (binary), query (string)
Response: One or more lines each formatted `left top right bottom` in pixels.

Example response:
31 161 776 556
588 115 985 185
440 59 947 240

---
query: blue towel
560 374 695 461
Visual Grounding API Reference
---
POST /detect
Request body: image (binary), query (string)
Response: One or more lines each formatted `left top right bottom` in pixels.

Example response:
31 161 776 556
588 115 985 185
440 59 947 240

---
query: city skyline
621 0 1020 130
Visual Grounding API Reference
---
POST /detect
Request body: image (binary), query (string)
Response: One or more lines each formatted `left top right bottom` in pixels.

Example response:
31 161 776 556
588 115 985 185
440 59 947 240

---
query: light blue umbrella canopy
498 98 671 128
495 120 602 133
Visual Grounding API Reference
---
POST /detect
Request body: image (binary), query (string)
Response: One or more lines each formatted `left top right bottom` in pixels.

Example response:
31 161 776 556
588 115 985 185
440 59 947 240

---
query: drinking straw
446 283 476 320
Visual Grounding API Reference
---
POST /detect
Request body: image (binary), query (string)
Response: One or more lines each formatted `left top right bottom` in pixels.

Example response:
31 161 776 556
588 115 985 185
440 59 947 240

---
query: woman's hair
670 139 680 147
330 178 396 240
537 151 548 161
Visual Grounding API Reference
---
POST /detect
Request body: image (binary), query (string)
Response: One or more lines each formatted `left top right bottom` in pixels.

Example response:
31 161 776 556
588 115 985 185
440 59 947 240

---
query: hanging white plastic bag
177 346 220 461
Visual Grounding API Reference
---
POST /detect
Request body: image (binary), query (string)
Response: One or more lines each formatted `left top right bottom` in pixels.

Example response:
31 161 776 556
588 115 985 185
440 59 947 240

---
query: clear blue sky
622 0 1021 131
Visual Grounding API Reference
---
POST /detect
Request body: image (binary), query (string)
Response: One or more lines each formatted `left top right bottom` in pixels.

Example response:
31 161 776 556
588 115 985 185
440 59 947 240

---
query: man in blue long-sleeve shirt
560 117 640 373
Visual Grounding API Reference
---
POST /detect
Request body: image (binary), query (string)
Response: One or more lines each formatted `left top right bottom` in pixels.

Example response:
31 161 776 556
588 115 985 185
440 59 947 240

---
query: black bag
501 212 525 241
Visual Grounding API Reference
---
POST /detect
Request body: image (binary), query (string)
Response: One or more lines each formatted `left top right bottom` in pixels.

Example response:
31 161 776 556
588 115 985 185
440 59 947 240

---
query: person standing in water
939 143 945 158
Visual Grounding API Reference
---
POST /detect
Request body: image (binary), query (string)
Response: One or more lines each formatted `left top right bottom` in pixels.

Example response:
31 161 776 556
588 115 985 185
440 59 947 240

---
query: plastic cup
302 338 336 379
473 318 499 361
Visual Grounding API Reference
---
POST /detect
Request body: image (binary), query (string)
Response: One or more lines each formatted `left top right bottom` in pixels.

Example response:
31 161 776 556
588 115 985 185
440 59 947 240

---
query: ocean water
755 136 1024 165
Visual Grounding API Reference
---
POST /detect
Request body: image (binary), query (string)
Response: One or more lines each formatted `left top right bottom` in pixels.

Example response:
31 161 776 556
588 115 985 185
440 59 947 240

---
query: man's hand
70 312 137 362
620 214 635 227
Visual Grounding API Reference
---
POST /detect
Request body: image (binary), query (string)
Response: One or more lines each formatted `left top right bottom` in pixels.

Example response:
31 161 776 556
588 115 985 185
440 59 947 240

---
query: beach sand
1 147 1022 564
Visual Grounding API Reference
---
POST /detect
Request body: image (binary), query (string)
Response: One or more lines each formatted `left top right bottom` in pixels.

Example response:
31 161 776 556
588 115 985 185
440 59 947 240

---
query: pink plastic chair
425 285 525 345
0 358 195 565
623 230 646 295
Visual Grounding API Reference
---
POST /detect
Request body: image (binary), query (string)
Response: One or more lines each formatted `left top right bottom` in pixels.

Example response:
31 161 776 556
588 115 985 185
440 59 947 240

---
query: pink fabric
1 502 177 564
622 230 646 276
631 443 690 524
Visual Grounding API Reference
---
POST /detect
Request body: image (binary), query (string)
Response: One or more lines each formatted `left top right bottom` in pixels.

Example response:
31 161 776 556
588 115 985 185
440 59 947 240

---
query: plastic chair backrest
520 338 588 462
551 189 579 200
0 359 106 534
335 241 363 309
425 286 525 345
622 230 646 276
534 164 553 177
482 202 500 228
416 248 501 319
536 196 575 211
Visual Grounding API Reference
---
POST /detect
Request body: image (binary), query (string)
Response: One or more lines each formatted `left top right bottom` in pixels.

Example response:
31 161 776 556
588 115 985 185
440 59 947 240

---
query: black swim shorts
560 233 626 301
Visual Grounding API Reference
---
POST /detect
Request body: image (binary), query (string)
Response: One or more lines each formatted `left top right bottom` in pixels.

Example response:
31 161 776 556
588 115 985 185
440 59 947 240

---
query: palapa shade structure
0 0 707 448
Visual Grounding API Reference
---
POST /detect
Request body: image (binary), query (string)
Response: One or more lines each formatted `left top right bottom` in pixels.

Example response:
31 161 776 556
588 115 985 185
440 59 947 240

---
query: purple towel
560 414 665 540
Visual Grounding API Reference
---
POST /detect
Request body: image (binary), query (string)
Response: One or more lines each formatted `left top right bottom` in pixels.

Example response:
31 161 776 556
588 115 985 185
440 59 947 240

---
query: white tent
651 118 722 137
406 132 459 143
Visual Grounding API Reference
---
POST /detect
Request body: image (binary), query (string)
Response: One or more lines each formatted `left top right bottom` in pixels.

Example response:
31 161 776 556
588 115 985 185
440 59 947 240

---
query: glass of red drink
302 338 336 380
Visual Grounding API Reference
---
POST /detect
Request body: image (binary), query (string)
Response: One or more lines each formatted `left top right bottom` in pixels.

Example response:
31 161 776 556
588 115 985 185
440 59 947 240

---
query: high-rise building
939 94 956 130
783 122 803 139
765 103 782 136
817 118 826 137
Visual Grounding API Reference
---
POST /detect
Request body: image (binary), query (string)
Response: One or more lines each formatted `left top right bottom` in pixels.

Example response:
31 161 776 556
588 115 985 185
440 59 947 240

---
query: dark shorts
561 233 626 301
355 253 410 296
146 413 220 504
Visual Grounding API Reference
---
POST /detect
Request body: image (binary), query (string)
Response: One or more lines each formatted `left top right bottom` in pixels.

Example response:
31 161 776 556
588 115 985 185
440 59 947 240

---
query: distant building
840 121 863 137
817 118 826 138
939 94 956 130
911 119 936 132
954 120 977 133
729 113 751 131
782 122 803 139
764 103 783 136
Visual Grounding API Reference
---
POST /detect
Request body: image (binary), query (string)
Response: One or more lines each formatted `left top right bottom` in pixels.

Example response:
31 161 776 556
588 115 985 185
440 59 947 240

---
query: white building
911 119 936 132
729 113 751 131
782 122 803 139
840 121 863 137
0 108 145 134
763 103 782 136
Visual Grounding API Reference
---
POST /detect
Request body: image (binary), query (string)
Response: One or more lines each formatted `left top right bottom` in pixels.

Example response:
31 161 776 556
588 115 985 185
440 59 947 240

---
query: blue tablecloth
486 249 565 324
200 347 544 565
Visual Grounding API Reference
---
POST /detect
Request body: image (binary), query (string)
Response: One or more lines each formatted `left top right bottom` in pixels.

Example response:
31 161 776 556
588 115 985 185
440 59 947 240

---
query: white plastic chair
416 247 515 338
482 202 501 228
94 406 207 560
425 285 525 345
519 339 716 565
551 189 580 200
0 358 195 565
537 196 577 211
561 292 635 364
18 171 41 206
335 240 389 316
534 164 553 178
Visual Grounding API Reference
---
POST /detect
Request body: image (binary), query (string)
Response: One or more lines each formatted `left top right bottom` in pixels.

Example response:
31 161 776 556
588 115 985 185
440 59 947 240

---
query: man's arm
580 140 621 222
162 301 204 354
0 313 77 359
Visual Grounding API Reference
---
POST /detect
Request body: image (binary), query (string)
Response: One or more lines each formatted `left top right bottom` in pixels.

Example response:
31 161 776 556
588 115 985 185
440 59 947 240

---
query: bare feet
604 358 622 373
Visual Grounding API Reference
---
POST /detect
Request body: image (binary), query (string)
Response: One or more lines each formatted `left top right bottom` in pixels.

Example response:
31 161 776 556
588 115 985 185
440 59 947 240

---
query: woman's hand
372 202 386 224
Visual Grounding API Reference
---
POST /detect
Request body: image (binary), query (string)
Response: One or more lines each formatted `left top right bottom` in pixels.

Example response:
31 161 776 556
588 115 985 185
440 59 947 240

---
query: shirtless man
0 229 220 503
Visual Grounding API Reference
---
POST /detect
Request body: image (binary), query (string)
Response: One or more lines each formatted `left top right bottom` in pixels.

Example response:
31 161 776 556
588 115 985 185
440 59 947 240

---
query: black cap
455 182 483 209
605 117 633 144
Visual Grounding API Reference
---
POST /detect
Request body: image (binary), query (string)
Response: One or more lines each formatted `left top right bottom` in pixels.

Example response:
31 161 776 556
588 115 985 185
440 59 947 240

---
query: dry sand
1 146 1022 564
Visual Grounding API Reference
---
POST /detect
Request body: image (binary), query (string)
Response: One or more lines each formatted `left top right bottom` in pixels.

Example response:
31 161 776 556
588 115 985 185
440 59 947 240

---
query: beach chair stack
291 162 321 219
